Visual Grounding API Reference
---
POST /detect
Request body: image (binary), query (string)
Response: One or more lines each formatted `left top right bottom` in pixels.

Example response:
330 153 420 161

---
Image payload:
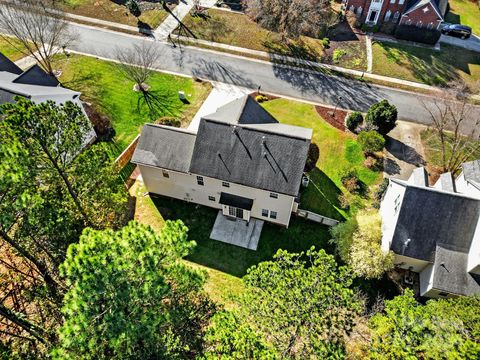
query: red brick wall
378 0 408 24
399 3 443 28
345 0 370 22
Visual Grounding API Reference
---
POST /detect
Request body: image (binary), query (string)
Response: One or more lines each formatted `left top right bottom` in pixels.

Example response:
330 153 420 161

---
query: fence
296 209 339 227
115 134 140 169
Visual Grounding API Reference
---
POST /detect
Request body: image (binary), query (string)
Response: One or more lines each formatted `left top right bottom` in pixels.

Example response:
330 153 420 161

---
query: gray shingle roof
391 186 480 262
132 124 196 173
189 119 310 196
0 53 22 75
13 65 59 87
219 192 254 210
431 246 480 296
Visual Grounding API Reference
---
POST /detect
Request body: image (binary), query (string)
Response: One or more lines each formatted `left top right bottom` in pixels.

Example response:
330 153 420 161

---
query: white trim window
261 209 269 217
393 11 400 21
416 20 423 28
399 0 405 4
390 0 396 3
384 10 392 22
427 22 434 29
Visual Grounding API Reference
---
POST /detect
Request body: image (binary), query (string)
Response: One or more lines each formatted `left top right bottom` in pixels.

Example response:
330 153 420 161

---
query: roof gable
0 53 22 75
13 65 59 87
403 0 443 20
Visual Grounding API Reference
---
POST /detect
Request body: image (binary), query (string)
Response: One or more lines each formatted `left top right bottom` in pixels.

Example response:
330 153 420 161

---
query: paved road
39 22 480 130
440 34 480 53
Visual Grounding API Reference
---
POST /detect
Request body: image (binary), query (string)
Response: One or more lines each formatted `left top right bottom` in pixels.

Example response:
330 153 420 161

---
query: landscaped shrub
346 111 363 132
304 142 320 172
126 0 141 17
332 49 347 63
255 95 269 103
364 155 384 172
394 25 441 45
358 130 386 154
373 178 389 208
157 116 181 127
340 168 360 193
322 37 330 48
365 100 398 135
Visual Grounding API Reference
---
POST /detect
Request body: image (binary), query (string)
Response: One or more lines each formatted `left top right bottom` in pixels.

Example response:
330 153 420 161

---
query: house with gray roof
132 95 312 232
380 162 480 298
0 52 95 146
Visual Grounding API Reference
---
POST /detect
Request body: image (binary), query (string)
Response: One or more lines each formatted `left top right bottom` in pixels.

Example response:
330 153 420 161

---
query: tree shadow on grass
300 168 346 221
151 195 333 277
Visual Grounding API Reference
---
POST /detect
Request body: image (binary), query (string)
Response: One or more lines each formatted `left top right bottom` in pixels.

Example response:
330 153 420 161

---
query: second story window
208 196 216 201
270 192 278 199
197 176 204 186
222 181 230 188
162 170 169 178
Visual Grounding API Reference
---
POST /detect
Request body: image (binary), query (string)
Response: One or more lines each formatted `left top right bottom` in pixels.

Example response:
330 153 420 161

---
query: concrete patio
210 211 264 250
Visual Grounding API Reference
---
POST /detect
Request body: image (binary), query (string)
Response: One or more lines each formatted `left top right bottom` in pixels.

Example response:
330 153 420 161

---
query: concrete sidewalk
175 35 441 92
188 82 250 131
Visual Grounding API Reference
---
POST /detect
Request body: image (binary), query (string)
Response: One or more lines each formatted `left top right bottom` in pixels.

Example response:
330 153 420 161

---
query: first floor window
208 196 215 201
261 209 269 217
393 11 400 21
416 21 423 28
384 10 391 22
162 170 169 178
270 211 278 219
197 176 204 186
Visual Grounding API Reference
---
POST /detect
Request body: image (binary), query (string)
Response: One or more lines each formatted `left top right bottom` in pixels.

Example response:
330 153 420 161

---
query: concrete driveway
384 121 427 180
440 34 480 53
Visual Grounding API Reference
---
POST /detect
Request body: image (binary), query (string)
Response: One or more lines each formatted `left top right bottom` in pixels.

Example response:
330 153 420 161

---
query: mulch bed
315 105 347 131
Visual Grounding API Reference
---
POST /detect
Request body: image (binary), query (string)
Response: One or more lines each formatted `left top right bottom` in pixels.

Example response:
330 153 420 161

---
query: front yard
445 0 480 35
262 99 383 220
175 9 367 70
372 41 480 92
60 0 171 28
0 37 27 62
54 54 212 157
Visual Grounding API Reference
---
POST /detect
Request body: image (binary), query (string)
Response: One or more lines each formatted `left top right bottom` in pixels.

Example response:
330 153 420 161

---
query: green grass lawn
175 9 367 70
372 41 480 92
445 0 480 35
262 99 382 220
60 0 170 28
0 37 27 62
54 54 212 157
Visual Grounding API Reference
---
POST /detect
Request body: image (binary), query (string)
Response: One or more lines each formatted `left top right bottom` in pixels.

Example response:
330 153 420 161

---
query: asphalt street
5 18 480 130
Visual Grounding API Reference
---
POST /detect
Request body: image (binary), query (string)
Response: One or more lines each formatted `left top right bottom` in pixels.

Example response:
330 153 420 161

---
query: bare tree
422 83 480 174
0 0 76 75
245 0 339 39
114 42 175 119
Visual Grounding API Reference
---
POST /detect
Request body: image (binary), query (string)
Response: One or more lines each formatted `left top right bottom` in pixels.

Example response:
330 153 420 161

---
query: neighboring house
0 52 96 146
344 0 447 30
132 95 312 227
380 162 480 299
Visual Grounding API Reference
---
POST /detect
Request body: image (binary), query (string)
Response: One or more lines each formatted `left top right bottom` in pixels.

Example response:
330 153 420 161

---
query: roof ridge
405 182 480 201
144 123 197 135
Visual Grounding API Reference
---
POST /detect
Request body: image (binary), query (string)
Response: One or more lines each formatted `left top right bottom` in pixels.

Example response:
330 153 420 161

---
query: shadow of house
385 136 425 167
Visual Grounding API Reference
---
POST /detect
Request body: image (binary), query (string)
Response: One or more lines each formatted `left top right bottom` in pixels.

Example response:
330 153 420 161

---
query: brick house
343 0 447 31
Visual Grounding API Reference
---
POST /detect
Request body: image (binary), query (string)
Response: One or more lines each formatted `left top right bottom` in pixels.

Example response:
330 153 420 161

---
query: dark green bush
304 142 320 172
357 130 386 154
394 25 441 45
157 117 181 127
365 100 398 135
346 111 363 132
126 0 141 17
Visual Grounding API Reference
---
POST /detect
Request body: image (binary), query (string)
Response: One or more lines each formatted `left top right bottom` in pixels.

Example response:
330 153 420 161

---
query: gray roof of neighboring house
391 185 480 262
132 124 196 173
189 118 310 196
462 160 480 189
431 246 480 296
0 53 22 75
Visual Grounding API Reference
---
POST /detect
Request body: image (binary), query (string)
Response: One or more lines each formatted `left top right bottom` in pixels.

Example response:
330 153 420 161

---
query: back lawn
54 54 212 157
0 37 27 62
175 9 367 70
445 0 480 35
60 0 171 29
262 99 383 220
372 41 480 92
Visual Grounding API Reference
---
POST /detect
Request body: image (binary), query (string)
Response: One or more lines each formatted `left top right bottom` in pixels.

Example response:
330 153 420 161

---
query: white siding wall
419 264 434 296
380 181 407 253
468 217 480 274
455 172 480 199
393 254 430 273
139 165 296 227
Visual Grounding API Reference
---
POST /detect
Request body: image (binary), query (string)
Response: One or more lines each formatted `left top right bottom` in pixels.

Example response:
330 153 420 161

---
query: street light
328 96 343 118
